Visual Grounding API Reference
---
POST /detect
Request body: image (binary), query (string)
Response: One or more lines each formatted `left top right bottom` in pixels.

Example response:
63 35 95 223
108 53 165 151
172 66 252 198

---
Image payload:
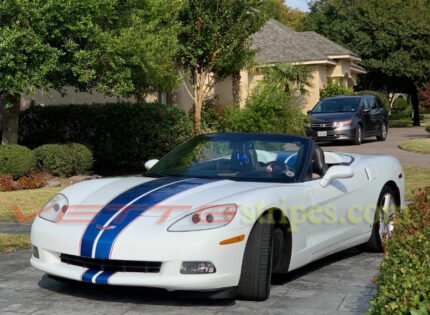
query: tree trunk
1 95 21 145
411 86 420 126
232 72 241 105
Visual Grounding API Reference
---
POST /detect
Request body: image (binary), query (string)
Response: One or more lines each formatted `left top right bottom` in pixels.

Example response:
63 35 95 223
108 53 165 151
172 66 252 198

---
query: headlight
334 119 352 128
39 194 69 222
168 204 237 232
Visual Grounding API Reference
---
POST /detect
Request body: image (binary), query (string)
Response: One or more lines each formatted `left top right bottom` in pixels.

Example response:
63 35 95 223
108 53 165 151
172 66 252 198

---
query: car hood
60 176 273 223
309 112 356 122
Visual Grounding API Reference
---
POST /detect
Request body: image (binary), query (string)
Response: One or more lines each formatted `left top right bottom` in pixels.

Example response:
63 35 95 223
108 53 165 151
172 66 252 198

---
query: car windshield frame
146 133 312 183
311 97 362 114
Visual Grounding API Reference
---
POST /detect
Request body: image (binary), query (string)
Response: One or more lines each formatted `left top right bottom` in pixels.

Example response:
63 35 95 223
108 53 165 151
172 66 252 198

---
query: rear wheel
353 125 363 145
237 217 274 301
361 185 398 252
376 122 388 141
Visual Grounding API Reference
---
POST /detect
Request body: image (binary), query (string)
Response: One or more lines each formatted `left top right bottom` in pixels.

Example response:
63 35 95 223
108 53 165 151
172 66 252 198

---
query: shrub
223 78 305 135
67 143 93 174
33 144 75 177
0 175 15 192
320 78 353 98
19 103 193 175
15 173 46 190
426 125 430 134
368 188 430 314
0 145 37 179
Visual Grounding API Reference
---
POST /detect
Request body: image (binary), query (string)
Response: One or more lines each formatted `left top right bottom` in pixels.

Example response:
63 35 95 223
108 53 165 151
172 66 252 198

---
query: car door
369 97 382 134
307 169 373 259
360 98 374 135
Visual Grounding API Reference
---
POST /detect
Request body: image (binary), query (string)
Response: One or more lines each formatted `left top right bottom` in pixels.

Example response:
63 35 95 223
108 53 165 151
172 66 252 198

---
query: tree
260 0 306 30
303 0 430 126
178 0 266 134
0 0 180 144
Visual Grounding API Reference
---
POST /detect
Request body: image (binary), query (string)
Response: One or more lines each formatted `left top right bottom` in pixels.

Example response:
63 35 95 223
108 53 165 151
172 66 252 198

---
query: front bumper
30 217 248 291
306 126 356 141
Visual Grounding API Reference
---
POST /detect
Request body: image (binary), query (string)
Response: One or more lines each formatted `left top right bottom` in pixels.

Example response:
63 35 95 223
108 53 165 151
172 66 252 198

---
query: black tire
237 218 274 301
376 122 388 141
353 125 363 145
360 185 397 252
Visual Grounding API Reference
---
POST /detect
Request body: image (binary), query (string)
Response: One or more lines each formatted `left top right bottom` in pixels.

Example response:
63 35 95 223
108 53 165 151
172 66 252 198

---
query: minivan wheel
376 122 388 141
353 125 362 145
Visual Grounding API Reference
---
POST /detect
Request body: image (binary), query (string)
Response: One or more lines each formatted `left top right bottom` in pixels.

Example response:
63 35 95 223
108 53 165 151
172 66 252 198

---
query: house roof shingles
252 19 360 64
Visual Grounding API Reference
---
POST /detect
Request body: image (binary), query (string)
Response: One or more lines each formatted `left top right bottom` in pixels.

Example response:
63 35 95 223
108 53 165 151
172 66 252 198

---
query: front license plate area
317 131 328 137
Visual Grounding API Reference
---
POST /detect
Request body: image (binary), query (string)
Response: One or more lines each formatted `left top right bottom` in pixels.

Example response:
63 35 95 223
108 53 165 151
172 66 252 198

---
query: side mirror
320 165 354 188
144 159 159 171
307 110 312 115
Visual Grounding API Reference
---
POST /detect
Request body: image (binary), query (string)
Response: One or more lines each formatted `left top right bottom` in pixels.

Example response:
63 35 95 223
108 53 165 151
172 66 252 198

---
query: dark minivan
306 95 389 145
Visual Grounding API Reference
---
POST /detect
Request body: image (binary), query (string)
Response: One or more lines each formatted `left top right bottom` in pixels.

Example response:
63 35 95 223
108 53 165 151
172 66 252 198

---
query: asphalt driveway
3 127 428 314
319 127 429 167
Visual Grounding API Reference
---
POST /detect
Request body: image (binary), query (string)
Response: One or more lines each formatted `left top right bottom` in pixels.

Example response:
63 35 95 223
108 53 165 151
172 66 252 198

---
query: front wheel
237 218 274 301
361 185 398 252
376 122 388 141
353 125 363 145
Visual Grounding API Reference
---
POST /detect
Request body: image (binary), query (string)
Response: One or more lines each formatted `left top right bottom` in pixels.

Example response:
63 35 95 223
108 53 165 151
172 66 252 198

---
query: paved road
0 248 381 315
319 127 429 167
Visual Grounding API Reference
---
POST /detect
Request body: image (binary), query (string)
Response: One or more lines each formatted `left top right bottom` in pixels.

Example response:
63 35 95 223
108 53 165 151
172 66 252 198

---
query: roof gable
252 19 361 65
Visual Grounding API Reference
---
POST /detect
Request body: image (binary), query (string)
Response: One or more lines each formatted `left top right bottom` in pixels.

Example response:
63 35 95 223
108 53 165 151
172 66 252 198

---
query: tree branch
178 68 196 102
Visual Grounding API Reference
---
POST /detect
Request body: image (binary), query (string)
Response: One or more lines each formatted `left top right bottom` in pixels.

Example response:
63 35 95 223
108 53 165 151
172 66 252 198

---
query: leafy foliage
320 78 353 98
19 103 193 175
178 0 266 133
33 145 75 177
223 64 308 135
391 97 412 120
67 143 94 175
260 0 306 30
368 188 430 315
0 0 181 143
0 145 36 179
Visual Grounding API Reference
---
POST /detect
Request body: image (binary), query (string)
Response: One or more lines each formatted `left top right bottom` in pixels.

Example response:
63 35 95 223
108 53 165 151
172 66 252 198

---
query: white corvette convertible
31 133 404 301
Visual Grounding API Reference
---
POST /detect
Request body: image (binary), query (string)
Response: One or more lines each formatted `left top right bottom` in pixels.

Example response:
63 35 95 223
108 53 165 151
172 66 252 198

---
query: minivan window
312 97 361 113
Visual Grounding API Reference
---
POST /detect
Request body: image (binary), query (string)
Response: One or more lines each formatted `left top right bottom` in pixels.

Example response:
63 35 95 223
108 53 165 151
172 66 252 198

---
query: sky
286 0 310 12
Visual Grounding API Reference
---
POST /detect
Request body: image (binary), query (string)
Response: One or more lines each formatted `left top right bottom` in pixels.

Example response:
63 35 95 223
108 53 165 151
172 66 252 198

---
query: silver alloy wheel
381 123 387 139
379 193 395 238
357 126 362 143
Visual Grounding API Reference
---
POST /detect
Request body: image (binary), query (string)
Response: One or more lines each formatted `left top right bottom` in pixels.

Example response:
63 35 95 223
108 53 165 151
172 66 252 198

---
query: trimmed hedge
67 143 93 174
34 144 75 177
368 188 430 314
19 103 193 175
0 145 37 179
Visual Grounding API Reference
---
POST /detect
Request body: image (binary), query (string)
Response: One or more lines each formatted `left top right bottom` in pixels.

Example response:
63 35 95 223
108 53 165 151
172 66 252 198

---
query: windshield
312 97 361 113
147 133 311 183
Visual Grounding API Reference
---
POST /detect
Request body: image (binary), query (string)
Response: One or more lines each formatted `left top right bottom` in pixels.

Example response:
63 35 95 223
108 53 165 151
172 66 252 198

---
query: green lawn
0 233 31 254
399 138 430 154
404 166 430 200
0 186 62 222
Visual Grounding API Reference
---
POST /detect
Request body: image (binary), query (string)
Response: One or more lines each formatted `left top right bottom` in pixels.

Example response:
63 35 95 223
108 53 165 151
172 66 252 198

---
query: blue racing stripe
80 177 180 257
94 178 215 259
82 269 99 283
94 271 115 285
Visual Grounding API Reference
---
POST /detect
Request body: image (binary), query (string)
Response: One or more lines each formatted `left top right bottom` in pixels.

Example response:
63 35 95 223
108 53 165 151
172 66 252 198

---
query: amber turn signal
219 234 245 245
